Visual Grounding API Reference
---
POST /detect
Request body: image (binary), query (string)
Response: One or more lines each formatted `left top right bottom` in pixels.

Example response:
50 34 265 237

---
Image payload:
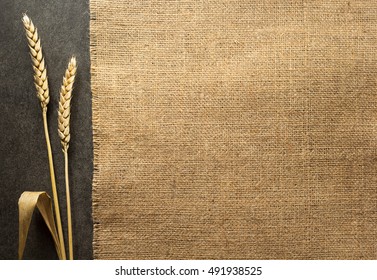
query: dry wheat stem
42 109 66 260
22 14 66 260
59 57 77 260
63 149 72 260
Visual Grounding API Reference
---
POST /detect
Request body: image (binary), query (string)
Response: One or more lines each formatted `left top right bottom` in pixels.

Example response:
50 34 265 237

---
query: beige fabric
90 0 377 259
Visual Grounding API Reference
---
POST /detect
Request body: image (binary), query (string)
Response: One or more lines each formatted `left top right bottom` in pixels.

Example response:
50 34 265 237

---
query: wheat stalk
22 14 66 260
58 57 77 260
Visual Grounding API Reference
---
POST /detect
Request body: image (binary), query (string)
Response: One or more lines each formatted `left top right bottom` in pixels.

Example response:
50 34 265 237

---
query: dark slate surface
0 0 92 259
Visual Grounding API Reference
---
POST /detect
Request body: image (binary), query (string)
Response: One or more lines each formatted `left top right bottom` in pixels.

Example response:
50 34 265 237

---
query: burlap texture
90 0 377 259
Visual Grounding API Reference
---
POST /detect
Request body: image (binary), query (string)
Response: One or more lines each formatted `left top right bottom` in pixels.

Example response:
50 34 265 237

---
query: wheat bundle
21 14 66 260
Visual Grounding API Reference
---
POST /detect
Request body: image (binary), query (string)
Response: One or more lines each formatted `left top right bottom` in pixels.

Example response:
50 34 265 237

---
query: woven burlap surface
90 0 377 259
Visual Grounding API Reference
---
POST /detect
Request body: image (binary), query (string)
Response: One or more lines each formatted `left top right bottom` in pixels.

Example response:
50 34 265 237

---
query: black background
0 0 92 259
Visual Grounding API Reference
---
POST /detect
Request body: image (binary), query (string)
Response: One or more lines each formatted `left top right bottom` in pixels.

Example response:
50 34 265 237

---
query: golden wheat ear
59 57 77 260
58 57 77 150
22 14 50 108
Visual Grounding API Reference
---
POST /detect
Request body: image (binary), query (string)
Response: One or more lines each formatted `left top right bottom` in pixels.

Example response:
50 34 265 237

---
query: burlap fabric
90 1 377 259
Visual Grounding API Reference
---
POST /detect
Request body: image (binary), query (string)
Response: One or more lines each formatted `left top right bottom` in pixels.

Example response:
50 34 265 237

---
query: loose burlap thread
90 0 377 259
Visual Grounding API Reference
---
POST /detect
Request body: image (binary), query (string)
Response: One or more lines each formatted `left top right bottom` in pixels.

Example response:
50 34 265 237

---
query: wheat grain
58 57 77 150
22 14 50 108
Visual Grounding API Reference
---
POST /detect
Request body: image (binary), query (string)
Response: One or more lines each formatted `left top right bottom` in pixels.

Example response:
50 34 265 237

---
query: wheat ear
58 57 77 260
22 14 66 260
22 14 50 108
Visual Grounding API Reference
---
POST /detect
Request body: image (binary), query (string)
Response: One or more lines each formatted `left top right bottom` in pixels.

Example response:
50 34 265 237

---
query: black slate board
0 0 92 259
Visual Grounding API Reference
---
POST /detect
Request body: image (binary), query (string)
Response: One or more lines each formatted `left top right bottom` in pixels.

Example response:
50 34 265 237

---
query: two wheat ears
22 14 76 260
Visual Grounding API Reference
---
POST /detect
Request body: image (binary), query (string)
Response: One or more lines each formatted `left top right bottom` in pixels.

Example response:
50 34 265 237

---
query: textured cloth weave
90 0 377 259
